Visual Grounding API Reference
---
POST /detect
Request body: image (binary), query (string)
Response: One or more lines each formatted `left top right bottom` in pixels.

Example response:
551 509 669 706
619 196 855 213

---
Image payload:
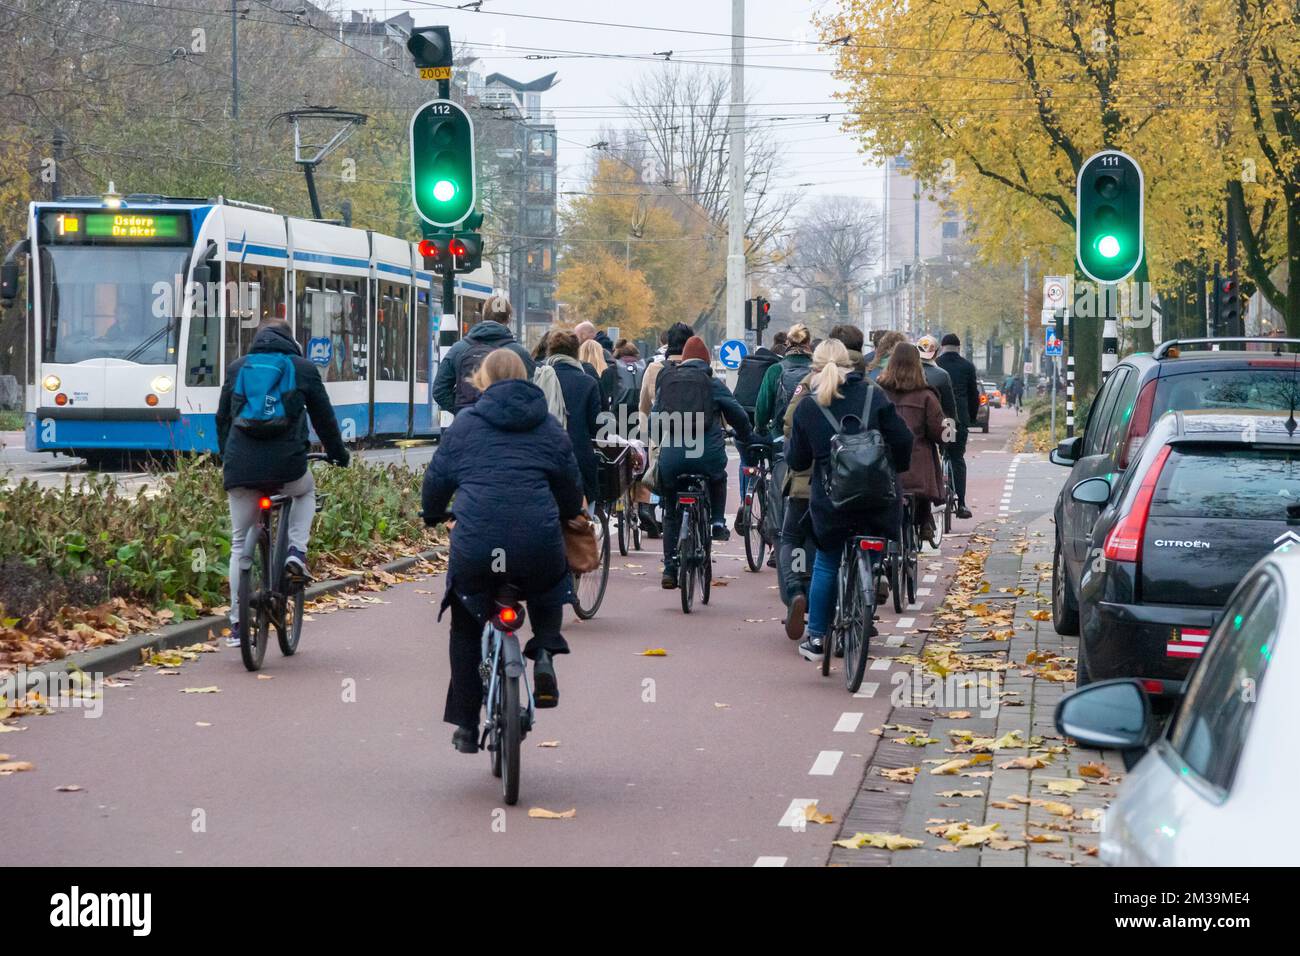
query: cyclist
652 335 752 588
216 318 350 649
916 334 957 424
786 339 913 662
431 295 535 418
754 324 813 438
422 349 585 753
935 333 979 519
541 328 602 508
878 343 947 547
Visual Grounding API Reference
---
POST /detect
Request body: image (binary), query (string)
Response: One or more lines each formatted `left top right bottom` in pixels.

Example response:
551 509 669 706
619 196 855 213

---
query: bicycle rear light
495 604 524 631
678 496 697 505
858 538 886 552
742 466 757 476
258 496 273 510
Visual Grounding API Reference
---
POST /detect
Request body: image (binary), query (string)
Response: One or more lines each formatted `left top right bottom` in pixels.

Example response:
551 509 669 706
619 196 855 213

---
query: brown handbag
563 512 602 573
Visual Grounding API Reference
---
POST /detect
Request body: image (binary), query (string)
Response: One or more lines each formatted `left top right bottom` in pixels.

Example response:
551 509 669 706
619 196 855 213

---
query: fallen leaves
804 803 835 825
878 766 919 783
537 740 560 748
832 832 924 850
637 648 667 657
0 759 34 774
527 807 576 819
180 686 220 694
55 784 83 792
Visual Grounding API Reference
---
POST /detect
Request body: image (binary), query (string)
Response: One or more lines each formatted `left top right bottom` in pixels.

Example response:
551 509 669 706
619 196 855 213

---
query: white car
1055 544 1297 865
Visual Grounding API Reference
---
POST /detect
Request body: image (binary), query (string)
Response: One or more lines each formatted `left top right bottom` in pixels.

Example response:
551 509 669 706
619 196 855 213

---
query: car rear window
1156 366 1300 414
1152 447 1300 519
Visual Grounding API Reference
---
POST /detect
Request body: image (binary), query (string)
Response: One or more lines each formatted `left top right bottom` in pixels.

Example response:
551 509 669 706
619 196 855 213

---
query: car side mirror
1049 436 1081 467
1055 679 1155 754
1070 476 1112 506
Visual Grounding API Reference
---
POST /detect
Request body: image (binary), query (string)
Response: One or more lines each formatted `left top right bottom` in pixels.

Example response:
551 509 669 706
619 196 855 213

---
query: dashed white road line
853 682 880 699
916 587 932 596
833 712 863 733
923 574 937 583
869 658 892 671
809 751 844 776
885 635 905 647
897 616 915 628
754 856 788 867
778 799 818 827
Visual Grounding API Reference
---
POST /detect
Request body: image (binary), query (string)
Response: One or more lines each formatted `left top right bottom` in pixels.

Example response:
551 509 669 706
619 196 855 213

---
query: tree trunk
1072 266 1101 403
1287 186 1300 336
1130 258 1155 352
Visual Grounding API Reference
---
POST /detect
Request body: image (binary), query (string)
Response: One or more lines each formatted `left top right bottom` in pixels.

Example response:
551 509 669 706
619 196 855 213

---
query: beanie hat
682 336 711 363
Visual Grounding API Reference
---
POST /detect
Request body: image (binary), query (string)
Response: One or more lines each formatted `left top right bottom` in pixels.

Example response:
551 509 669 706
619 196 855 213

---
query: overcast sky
340 0 883 205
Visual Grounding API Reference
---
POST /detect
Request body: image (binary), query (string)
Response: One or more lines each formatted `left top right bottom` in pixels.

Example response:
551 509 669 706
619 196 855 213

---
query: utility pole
725 0 745 382
1022 257 1030 389
231 5 239 176
1226 185 1241 336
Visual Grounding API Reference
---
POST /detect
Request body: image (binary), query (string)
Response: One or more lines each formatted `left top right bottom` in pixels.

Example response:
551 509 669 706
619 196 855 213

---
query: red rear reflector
742 466 757 476
499 606 519 625
678 496 697 505
1247 359 1297 367
1141 679 1165 694
259 496 273 510
858 538 886 551
1103 445 1172 562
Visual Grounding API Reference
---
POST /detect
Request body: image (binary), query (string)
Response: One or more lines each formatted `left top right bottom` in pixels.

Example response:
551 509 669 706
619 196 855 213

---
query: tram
0 193 493 462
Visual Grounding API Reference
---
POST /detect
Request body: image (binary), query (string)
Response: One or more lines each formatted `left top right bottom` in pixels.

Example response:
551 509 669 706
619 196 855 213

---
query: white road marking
869 658 892 671
916 587 932 596
853 682 879 699
907 602 924 611
754 856 788 867
923 574 937 583
885 635 905 647
834 712 863 733
809 751 843 776
778 799 818 827
897 616 915 628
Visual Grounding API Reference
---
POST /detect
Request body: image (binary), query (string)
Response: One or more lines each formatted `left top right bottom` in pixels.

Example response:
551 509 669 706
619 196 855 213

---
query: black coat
547 356 602 503
652 358 753 489
922 361 958 422
431 321 535 413
936 349 981 426
421 378 585 618
786 374 914 552
216 324 349 491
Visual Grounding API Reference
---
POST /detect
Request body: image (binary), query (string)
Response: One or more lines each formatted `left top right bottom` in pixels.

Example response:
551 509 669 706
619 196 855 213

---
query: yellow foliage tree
556 250 656 340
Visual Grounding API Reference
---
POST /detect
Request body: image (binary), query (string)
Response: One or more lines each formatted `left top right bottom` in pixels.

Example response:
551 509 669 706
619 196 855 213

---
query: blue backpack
232 353 300 437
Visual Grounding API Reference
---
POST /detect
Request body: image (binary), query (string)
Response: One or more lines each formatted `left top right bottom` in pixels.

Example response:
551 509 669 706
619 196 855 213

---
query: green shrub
0 456 437 622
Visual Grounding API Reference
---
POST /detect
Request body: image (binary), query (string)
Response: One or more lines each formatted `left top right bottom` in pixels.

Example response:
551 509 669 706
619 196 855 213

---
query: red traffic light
1222 280 1236 294
449 238 468 257
418 238 438 258
760 300 770 315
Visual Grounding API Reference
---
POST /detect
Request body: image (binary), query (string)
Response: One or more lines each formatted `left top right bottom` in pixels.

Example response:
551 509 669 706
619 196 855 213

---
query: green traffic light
1097 234 1121 258
433 179 456 203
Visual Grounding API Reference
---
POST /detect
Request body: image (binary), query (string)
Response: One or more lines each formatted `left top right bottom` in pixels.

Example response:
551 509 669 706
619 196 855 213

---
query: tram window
376 280 409 382
185 313 219 387
414 289 430 383
296 271 339 379
341 278 366 382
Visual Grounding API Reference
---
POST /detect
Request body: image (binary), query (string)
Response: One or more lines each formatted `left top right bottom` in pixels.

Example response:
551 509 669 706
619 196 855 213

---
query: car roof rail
1153 337 1300 359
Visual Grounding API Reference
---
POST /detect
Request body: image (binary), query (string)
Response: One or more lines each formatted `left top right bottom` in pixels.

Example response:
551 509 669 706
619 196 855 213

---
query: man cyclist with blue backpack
217 318 350 649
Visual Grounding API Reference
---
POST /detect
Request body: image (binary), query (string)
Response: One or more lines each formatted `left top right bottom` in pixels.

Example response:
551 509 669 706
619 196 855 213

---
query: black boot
534 651 559 709
639 503 661 538
452 724 479 754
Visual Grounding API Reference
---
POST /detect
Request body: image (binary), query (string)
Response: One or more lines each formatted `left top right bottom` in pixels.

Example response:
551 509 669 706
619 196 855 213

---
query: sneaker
711 523 730 542
766 551 777 569
921 516 939 549
283 547 309 588
661 564 678 589
786 592 807 641
224 623 242 649
798 636 825 662
452 724 479 754
956 505 973 520
534 651 559 709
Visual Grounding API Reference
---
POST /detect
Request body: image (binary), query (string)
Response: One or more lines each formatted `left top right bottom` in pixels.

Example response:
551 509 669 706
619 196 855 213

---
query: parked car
1050 336 1300 639
1064 409 1300 687
975 382 990 433
1055 544 1297 865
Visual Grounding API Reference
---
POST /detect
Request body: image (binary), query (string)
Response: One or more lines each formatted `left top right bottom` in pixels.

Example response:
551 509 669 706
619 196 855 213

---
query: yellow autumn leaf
180 686 221 694
1042 778 1087 795
804 803 835 825
637 648 667 657
833 832 924 850
528 807 576 819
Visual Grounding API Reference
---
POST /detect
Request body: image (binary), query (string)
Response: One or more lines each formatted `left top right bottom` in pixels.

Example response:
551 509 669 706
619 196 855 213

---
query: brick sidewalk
830 510 1118 866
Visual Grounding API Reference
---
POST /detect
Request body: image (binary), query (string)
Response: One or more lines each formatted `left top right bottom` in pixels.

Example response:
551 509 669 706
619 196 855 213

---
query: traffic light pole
725 0 745 386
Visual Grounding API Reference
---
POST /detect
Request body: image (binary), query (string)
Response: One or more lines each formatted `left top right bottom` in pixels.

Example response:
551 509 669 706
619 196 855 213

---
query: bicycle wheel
276 584 304 656
238 533 270 672
905 520 919 605
631 495 643 551
891 540 905 614
617 490 631 557
572 510 611 620
678 509 696 614
843 557 872 693
499 668 521 806
700 518 712 606
743 475 766 572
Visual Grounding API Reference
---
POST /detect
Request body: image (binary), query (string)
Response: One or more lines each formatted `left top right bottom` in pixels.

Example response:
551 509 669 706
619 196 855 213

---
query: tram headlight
42 374 61 391
150 375 174 394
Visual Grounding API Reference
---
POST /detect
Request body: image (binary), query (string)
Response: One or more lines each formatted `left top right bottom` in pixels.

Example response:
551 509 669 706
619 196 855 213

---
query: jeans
228 469 315 626
778 495 814 607
660 474 727 567
807 545 879 639
444 593 568 728
950 423 970 507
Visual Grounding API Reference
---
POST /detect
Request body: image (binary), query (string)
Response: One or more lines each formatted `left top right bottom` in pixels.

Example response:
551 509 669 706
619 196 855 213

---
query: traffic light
1076 149 1144 284
418 235 451 275
744 298 754 331
406 26 452 69
409 99 476 228
1216 276 1241 335
756 296 771 332
451 232 482 273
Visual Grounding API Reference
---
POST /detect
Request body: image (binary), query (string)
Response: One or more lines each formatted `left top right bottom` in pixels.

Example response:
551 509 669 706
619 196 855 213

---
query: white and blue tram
3 194 493 459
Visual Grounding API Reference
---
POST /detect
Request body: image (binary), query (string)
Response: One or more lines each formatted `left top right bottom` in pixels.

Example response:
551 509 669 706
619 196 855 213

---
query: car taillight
1118 379 1157 468
1103 445 1172 563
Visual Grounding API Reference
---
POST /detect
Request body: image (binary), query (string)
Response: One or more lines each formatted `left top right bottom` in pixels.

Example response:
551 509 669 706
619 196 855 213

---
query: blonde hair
809 339 854 407
786 323 812 352
578 338 607 376
471 347 528 392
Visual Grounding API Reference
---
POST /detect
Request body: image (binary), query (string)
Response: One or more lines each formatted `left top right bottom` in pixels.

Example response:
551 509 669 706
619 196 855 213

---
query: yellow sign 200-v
419 66 451 80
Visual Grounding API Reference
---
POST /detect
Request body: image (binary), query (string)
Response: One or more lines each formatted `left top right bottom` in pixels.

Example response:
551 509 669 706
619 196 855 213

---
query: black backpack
613 359 645 411
771 359 810 431
453 339 497 412
733 350 779 410
654 362 714 444
817 382 898 511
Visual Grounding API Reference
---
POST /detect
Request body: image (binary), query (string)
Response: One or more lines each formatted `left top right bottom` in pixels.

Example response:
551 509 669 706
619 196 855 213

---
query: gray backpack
817 382 898 510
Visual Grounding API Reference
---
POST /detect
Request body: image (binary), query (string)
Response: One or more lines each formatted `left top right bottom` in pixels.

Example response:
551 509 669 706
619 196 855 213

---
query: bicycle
571 503 611 620
739 441 779 572
235 452 329 673
478 585 534 806
940 450 958 539
597 440 641 558
888 494 920 614
821 535 887 691
674 474 713 613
